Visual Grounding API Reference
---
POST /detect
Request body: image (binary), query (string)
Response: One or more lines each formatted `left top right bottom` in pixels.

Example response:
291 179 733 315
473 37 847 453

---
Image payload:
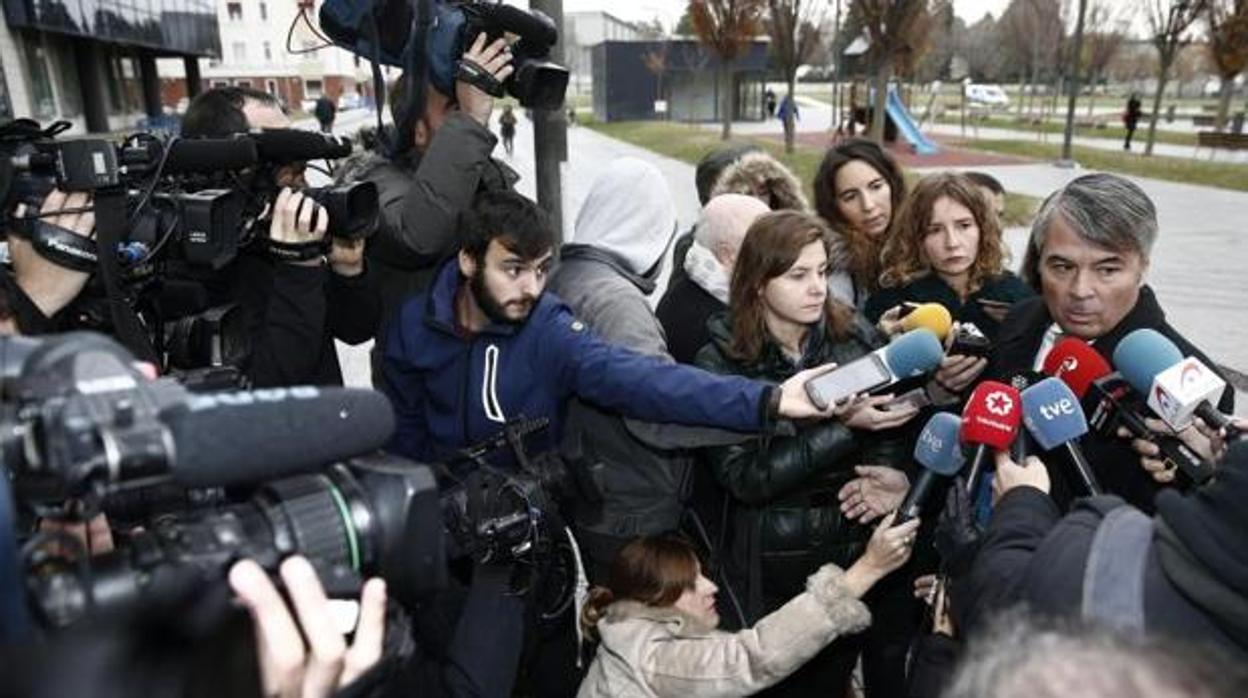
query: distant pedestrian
1123 93 1142 151
314 94 336 134
567 106 577 126
778 94 799 125
498 104 517 157
765 88 777 118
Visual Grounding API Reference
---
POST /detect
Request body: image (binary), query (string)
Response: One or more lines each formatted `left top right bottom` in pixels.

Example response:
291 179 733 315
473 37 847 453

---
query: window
227 3 242 21
263 41 272 61
22 42 56 118
232 42 247 63
305 79 323 98
212 80 230 88
259 3 268 21
235 80 251 88
267 79 278 95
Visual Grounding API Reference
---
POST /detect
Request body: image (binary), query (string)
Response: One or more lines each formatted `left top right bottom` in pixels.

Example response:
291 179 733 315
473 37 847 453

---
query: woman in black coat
695 210 923 697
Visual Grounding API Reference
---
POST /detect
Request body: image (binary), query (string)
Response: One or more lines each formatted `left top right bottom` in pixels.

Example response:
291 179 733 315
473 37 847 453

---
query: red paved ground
771 131 1037 168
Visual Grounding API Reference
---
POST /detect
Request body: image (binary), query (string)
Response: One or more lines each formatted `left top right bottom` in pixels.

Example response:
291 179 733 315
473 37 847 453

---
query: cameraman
180 87 379 387
338 33 517 336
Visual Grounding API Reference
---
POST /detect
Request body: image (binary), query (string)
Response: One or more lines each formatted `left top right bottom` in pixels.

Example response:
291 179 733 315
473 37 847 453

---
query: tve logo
1038 398 1077 421
919 428 944 453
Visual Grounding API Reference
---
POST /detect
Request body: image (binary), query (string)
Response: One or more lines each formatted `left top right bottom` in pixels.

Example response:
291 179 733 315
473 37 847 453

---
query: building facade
157 0 378 114
0 0 218 133
564 11 644 96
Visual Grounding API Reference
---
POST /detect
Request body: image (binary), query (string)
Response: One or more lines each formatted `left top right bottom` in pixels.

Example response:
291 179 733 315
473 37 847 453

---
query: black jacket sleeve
953 485 1061 635
702 422 861 505
328 264 380 345
235 254 331 388
369 114 499 269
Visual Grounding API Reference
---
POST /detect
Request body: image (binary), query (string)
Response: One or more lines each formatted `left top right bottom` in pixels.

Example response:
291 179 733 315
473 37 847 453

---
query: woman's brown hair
727 210 856 363
580 536 701 640
878 172 1009 293
812 139 907 293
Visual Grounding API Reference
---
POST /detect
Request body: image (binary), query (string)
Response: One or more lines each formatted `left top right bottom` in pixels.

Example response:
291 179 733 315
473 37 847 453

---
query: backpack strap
1082 505 1153 631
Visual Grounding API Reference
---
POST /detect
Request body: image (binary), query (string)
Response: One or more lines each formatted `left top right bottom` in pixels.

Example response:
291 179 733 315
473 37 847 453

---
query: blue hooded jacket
381 259 773 466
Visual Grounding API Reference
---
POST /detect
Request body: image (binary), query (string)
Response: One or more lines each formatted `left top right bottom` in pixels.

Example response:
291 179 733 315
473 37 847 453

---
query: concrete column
183 56 201 98
138 53 160 118
72 41 107 133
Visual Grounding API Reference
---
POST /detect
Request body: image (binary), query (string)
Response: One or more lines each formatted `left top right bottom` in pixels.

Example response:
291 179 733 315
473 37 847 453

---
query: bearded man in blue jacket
379 189 834 697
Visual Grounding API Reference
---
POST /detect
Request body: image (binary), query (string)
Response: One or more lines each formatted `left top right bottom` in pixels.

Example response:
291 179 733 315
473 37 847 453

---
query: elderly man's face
1038 216 1147 340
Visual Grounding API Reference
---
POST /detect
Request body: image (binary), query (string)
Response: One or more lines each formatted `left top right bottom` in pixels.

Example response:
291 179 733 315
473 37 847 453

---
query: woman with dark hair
693 210 921 696
867 172 1033 344
813 139 908 309
578 522 918 697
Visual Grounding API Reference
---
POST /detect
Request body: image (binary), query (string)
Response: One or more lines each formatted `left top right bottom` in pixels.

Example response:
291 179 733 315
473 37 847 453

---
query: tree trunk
784 74 797 153
1145 57 1172 156
870 57 890 143
719 64 732 140
1216 75 1234 132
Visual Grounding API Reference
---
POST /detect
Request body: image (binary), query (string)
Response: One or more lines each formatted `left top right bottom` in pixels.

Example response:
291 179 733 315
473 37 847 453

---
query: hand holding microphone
991 451 1050 503
878 302 952 340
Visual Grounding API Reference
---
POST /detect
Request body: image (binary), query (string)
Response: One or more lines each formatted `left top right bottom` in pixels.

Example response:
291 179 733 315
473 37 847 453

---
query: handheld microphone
960 381 1023 497
161 387 396 487
1045 337 1213 485
1113 329 1237 436
805 329 944 410
899 303 953 341
1007 371 1046 462
250 129 353 164
1020 377 1102 496
896 412 966 525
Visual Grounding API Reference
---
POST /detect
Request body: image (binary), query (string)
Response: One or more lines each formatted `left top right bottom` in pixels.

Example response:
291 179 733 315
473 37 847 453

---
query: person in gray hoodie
549 158 745 584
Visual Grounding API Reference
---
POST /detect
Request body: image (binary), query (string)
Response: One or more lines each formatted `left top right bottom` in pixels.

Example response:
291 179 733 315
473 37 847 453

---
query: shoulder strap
1082 506 1153 631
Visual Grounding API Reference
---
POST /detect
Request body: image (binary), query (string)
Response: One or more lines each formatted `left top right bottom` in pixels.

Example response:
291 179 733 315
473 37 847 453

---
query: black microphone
122 137 260 175
162 387 395 487
490 4 559 46
250 129 352 164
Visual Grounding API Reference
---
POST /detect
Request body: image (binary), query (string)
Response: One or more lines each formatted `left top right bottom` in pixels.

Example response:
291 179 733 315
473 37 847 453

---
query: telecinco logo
986 391 1014 417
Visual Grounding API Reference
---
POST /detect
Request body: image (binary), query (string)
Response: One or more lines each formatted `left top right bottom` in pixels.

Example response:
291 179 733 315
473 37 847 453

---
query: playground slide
886 86 939 156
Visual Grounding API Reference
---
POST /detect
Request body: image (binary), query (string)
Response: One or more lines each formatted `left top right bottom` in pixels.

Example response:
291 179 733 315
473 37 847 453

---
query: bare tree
690 0 767 139
1205 0 1248 130
642 43 671 120
768 0 828 152
1000 0 1065 117
851 0 932 143
1142 0 1207 155
1082 2 1127 115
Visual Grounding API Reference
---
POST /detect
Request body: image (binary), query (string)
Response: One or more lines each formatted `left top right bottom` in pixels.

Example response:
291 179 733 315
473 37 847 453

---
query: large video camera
320 0 569 110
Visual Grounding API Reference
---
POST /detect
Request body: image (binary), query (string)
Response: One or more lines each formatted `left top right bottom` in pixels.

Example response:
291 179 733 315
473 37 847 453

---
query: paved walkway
312 108 1248 413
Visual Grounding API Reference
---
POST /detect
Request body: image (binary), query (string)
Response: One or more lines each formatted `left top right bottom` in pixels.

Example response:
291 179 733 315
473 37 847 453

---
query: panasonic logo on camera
186 386 321 411
46 239 96 262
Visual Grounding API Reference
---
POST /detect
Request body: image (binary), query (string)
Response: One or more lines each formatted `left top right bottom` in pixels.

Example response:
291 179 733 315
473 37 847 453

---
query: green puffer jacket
694 313 908 621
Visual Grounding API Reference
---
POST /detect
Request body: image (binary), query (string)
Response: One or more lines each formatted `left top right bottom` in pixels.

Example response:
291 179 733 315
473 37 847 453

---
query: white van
965 84 1010 108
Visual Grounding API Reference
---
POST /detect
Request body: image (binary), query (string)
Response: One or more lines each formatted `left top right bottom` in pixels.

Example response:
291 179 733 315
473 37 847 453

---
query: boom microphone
161 387 396 487
805 329 944 410
960 381 1022 497
899 303 953 341
1020 377 1102 495
896 412 966 525
1045 337 1213 485
122 137 260 175
1113 329 1237 435
250 129 353 164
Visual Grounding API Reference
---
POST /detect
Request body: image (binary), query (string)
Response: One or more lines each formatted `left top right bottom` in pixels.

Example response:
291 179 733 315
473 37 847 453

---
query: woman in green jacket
695 210 921 696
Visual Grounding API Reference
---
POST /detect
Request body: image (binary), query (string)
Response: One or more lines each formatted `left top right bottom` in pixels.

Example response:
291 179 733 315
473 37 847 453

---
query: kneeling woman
578 518 918 697
693 210 920 695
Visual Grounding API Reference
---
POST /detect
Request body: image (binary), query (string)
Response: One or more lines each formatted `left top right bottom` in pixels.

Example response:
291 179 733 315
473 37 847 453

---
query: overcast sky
554 0 1015 30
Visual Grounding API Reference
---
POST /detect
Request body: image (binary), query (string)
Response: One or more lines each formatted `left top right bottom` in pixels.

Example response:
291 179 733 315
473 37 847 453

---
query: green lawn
583 118 1040 227
953 139 1248 193
936 115 1200 148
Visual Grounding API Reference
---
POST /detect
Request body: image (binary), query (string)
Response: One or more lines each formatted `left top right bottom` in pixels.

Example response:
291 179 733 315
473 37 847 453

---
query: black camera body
456 3 569 110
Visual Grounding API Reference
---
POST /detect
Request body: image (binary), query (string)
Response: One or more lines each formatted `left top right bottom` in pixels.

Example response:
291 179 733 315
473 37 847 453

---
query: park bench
1192 114 1217 127
1195 130 1248 159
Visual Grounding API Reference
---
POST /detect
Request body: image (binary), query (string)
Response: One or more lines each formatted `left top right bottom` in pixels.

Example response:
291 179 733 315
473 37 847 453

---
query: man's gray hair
1021 174 1157 288
944 610 1247 698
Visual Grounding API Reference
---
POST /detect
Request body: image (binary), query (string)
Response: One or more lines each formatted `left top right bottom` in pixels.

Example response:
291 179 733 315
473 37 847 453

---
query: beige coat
577 564 872 697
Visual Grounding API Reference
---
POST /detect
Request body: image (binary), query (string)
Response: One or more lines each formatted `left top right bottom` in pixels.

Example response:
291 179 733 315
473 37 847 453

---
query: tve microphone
1113 329 1237 435
251 129 353 164
1046 337 1213 485
899 303 953 341
1020 377 1102 495
896 412 966 525
161 387 395 487
805 329 944 410
960 381 1023 496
